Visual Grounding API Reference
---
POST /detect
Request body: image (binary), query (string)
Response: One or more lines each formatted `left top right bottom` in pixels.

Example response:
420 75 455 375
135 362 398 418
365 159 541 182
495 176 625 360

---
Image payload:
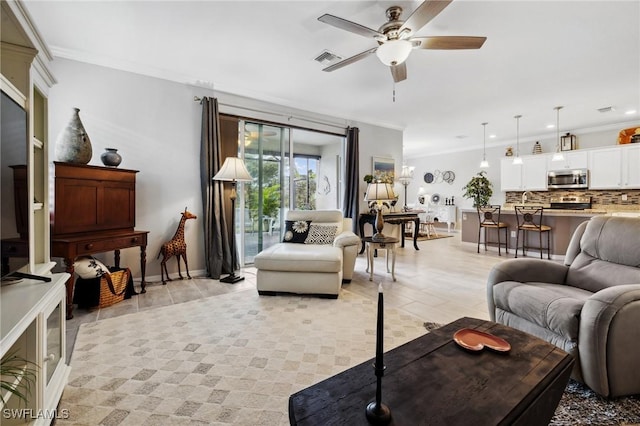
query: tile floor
65 235 512 361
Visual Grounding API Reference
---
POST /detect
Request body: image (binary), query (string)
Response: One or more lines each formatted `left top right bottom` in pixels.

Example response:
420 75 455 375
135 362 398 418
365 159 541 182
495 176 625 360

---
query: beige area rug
59 289 426 425
405 232 454 241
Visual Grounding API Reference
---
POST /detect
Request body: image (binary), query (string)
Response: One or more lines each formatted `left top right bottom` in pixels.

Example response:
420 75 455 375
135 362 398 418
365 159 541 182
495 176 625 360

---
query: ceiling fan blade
399 0 453 35
390 62 407 83
412 36 487 50
322 47 378 72
318 14 384 39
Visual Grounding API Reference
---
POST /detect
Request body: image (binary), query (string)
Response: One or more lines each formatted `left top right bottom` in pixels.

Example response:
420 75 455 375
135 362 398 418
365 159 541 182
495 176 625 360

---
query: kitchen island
461 207 607 258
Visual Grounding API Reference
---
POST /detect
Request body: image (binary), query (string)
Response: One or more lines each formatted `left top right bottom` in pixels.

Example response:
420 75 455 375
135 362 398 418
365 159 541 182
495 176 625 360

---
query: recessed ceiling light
625 109 637 115
489 134 496 138
546 124 555 129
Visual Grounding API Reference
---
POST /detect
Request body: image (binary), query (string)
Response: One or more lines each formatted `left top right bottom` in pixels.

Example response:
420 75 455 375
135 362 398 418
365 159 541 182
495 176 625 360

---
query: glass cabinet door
44 301 63 385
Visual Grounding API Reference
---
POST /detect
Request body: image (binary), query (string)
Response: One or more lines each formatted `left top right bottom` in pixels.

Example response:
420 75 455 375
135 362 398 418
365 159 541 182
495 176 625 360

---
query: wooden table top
289 317 573 426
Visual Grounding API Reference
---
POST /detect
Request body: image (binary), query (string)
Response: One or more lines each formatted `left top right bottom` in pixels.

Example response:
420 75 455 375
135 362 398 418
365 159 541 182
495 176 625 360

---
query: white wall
48 58 403 278
316 140 342 210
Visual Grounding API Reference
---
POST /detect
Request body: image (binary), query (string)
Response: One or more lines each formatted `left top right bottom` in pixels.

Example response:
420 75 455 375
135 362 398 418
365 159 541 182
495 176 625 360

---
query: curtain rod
193 96 348 132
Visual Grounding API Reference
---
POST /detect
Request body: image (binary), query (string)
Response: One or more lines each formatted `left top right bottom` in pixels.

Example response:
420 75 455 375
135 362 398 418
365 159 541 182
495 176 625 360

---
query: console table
359 211 421 253
51 162 148 319
289 317 573 425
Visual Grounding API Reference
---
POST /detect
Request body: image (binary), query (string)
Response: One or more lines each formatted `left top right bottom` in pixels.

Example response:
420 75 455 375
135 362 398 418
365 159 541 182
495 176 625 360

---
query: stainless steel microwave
547 169 589 189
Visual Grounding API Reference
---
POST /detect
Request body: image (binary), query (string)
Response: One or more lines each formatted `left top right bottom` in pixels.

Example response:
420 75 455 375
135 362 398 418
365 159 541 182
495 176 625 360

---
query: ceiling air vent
314 50 342 64
597 106 615 113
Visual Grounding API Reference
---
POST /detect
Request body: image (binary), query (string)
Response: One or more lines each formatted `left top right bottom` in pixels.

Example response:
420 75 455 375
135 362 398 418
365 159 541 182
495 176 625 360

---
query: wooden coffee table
289 317 574 426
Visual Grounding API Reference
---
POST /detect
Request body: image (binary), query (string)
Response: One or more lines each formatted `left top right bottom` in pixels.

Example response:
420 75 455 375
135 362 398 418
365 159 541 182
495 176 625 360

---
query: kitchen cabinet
624 145 640 188
500 158 523 191
500 155 547 191
546 151 588 171
588 145 640 189
521 155 548 190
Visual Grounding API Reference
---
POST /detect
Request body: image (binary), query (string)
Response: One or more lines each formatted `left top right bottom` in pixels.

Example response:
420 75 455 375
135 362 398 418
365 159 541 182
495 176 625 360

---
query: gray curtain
342 126 360 233
200 97 233 278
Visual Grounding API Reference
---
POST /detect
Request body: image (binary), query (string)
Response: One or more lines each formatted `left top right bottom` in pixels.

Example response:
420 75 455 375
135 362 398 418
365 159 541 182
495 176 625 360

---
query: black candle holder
365 362 391 424
366 286 392 424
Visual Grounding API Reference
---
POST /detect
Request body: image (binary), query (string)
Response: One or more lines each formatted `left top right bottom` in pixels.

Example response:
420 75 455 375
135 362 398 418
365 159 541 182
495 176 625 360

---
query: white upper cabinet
588 145 640 189
623 145 640 188
500 158 523 191
522 155 548 190
547 150 588 171
500 155 548 191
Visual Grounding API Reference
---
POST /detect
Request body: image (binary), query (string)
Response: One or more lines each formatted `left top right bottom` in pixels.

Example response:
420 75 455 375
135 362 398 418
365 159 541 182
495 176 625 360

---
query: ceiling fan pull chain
393 81 396 103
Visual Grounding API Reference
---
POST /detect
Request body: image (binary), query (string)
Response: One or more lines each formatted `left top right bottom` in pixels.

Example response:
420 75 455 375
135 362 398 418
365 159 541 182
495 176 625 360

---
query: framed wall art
372 156 395 183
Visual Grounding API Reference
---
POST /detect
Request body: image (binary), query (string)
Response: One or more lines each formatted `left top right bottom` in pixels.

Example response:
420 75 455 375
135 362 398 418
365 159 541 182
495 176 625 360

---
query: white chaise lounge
254 209 361 298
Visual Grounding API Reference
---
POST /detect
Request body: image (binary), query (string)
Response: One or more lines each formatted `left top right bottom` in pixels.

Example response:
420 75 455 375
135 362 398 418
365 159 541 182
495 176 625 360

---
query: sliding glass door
238 120 345 265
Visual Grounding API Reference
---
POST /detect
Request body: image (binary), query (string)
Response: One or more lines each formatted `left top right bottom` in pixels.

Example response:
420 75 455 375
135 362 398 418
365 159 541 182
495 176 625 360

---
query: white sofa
254 209 361 298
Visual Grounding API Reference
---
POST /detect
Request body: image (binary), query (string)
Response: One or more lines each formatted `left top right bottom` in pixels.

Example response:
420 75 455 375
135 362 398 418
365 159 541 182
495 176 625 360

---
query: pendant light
552 106 565 162
480 122 489 168
512 115 523 165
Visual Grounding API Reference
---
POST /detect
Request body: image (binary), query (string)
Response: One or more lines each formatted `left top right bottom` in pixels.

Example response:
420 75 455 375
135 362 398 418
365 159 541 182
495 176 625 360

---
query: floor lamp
398 165 414 211
213 157 252 283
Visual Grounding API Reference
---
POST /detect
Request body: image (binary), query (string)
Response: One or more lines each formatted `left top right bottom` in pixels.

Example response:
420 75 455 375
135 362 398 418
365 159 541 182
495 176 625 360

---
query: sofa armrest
487 259 569 321
578 284 640 397
333 231 360 248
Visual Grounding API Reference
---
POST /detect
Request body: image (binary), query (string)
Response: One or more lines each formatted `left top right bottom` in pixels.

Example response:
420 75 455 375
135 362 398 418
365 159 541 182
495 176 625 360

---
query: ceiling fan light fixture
376 39 412 66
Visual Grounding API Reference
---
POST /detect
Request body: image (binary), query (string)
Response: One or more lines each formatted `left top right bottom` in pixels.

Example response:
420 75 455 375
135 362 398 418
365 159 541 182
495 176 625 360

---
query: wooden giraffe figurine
158 208 197 284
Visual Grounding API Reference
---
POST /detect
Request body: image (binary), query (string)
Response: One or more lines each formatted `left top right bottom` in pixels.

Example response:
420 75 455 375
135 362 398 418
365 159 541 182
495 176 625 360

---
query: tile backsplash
505 189 640 208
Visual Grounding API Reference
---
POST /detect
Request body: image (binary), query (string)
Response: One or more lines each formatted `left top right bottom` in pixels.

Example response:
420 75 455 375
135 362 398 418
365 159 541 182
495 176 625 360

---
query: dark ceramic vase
100 148 122 167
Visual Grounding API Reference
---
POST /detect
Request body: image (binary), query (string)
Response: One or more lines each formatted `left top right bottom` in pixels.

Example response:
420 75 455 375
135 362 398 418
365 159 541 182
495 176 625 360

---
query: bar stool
477 205 509 256
514 206 552 259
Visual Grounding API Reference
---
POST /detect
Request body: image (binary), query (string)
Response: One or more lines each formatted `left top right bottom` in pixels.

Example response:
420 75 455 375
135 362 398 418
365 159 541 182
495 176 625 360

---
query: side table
364 236 398 282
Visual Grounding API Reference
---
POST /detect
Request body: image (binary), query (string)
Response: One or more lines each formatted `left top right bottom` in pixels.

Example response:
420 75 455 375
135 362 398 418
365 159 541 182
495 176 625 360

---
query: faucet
521 191 530 204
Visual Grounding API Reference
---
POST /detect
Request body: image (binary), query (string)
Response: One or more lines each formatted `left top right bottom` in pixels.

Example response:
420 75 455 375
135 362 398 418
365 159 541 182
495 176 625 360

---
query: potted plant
363 174 374 184
462 171 493 207
1 351 37 406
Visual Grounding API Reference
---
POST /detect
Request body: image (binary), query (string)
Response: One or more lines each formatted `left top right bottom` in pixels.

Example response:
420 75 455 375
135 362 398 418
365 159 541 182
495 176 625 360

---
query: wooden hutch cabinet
51 162 149 319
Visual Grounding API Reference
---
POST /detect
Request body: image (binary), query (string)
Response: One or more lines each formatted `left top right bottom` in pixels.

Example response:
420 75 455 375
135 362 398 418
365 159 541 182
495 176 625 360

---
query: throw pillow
305 224 338 245
73 256 110 279
283 220 312 243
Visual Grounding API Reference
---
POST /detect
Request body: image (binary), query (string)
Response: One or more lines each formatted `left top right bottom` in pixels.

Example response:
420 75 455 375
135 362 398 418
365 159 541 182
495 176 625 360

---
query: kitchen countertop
461 205 640 217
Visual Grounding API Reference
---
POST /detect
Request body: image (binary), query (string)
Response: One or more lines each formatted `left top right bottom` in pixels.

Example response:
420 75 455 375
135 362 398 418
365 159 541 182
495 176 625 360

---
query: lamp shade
398 165 415 184
365 182 396 202
213 157 252 182
376 39 412 66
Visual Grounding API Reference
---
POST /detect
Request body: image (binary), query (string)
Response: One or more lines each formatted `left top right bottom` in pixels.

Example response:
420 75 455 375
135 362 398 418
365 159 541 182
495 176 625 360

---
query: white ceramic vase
55 107 92 164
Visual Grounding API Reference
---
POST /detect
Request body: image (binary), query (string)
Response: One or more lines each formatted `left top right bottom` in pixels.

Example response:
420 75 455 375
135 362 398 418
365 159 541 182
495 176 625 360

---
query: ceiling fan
318 0 486 82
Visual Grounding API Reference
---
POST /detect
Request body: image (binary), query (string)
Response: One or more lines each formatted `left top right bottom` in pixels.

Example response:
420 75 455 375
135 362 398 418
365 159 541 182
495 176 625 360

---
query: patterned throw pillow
305 224 338 245
73 256 110 279
283 220 312 243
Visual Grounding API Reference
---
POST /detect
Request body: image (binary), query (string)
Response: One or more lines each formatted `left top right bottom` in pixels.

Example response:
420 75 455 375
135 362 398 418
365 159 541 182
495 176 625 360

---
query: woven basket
98 268 130 308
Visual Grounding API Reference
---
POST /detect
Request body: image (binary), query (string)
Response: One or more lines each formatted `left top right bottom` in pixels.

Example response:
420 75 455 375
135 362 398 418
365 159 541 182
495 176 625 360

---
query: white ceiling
23 0 640 157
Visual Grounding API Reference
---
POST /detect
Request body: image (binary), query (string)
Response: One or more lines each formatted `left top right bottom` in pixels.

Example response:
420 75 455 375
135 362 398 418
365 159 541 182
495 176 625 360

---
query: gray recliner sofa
487 215 640 398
